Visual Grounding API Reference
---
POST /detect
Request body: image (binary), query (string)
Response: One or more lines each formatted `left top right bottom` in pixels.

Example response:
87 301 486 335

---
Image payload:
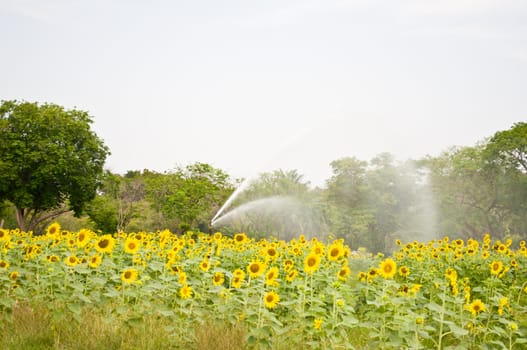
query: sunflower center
99 239 110 248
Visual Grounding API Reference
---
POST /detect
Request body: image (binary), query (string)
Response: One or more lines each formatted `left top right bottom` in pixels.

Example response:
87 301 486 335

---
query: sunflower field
0 224 526 349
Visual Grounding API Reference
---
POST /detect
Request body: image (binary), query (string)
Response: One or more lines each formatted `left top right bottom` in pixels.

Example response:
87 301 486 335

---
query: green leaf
157 309 175 317
426 301 443 313
67 303 82 316
447 323 469 337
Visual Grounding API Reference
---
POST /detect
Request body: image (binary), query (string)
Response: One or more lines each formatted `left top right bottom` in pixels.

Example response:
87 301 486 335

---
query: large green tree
0 100 109 232
142 163 234 233
484 122 527 173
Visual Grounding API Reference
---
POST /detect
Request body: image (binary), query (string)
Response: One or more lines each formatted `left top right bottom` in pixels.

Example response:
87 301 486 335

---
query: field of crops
0 224 526 349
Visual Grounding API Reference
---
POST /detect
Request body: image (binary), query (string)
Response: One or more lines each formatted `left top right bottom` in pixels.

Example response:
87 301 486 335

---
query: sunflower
327 243 344 261
95 235 116 254
178 271 187 284
465 299 486 316
466 248 476 256
263 291 280 309
212 272 225 286
398 266 410 277
199 259 211 272
9 271 19 280
233 268 245 279
367 268 379 281
265 267 279 286
290 246 302 256
490 261 503 275
0 260 9 269
0 228 10 241
264 247 279 260
213 232 222 241
304 253 321 274
358 271 367 282
337 266 351 281
283 259 294 271
247 261 266 278
89 254 103 269
445 268 457 281
312 243 325 256
511 259 518 269
231 276 243 289
46 223 61 237
411 284 422 294
76 229 92 247
124 237 141 254
379 258 397 279
180 284 193 299
498 297 509 316
286 269 298 282
234 233 248 244
121 268 139 285
47 255 59 263
64 255 79 267
314 318 323 330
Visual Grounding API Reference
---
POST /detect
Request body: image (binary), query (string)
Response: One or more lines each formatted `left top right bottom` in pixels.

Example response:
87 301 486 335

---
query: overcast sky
1 0 526 186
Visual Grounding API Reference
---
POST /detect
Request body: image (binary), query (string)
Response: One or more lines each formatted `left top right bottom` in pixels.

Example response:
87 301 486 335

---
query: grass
0 302 252 350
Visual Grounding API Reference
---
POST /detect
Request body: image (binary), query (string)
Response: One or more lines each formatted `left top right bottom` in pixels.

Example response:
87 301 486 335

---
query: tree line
1 100 525 253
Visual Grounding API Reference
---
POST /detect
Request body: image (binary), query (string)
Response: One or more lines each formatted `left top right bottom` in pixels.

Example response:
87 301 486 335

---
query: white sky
1 0 526 186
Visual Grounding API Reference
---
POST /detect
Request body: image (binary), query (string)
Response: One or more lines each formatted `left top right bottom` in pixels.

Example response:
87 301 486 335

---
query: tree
483 122 527 236
218 169 325 240
485 122 527 173
423 145 516 239
142 163 234 232
0 100 109 232
325 157 373 249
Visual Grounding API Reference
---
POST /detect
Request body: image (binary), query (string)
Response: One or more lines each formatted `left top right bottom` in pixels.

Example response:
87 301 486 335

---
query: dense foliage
0 106 525 254
0 100 109 232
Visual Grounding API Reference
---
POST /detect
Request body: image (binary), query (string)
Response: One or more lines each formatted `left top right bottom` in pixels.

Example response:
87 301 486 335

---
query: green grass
0 302 251 350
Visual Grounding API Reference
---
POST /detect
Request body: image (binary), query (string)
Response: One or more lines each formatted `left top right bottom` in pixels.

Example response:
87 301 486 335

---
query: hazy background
2 0 526 186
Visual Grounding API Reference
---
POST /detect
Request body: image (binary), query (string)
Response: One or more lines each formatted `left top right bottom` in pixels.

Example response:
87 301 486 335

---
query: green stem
517 280 527 305
437 288 447 350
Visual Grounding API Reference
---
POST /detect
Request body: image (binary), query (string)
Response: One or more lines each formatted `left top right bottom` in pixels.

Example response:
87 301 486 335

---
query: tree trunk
15 207 26 232
14 206 71 233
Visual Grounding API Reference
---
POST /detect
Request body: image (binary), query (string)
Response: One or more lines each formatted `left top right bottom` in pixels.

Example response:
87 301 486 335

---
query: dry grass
0 303 181 350
194 320 246 350
0 302 254 350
